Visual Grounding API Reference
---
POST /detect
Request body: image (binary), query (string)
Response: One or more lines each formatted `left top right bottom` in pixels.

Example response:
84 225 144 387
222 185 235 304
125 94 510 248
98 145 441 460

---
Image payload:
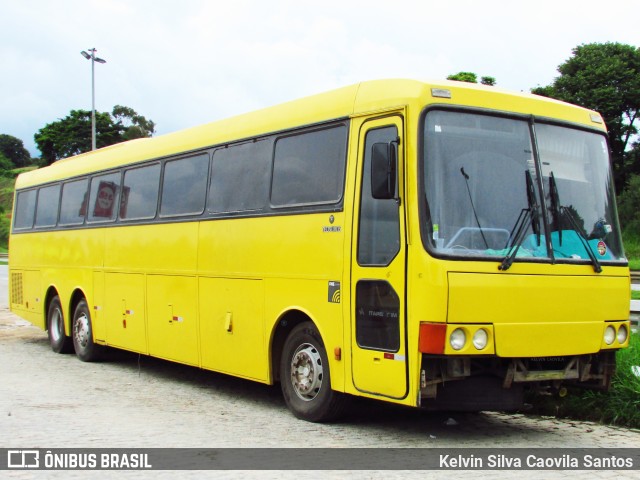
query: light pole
80 48 106 151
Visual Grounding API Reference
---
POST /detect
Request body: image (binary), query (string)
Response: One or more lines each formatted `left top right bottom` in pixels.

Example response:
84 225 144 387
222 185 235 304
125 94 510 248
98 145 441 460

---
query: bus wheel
72 299 103 362
280 322 347 422
47 295 73 353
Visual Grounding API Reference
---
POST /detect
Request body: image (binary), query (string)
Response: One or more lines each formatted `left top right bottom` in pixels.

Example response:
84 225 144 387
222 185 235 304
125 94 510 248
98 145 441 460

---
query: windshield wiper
499 170 540 271
460 167 489 248
548 172 601 273
560 206 602 273
549 172 562 245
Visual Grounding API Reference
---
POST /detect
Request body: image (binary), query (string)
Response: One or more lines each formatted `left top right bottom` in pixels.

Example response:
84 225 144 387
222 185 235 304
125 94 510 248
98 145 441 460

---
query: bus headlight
617 324 628 344
450 328 466 351
604 325 616 345
472 329 488 350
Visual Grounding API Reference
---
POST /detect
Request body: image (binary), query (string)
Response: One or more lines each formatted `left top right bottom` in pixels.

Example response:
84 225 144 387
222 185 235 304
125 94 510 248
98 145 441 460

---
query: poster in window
93 181 117 218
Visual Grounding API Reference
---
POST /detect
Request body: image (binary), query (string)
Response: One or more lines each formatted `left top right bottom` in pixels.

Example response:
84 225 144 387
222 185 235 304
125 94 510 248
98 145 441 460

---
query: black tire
72 299 103 362
280 322 348 422
47 295 74 353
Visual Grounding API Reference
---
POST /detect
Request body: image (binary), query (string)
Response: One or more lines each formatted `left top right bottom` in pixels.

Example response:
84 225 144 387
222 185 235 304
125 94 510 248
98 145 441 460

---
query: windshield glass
537 123 625 262
422 110 625 264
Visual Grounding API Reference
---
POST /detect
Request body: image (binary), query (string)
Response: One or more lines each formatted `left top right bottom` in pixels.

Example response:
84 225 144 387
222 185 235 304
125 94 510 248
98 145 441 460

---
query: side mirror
371 142 397 199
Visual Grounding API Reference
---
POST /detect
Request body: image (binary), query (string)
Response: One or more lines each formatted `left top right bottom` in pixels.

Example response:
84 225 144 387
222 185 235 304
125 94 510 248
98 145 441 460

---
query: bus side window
357 126 400 266
88 172 121 223
355 280 400 351
161 153 209 217
34 184 61 228
120 163 161 220
271 125 347 207
13 189 37 230
59 178 89 226
208 141 270 214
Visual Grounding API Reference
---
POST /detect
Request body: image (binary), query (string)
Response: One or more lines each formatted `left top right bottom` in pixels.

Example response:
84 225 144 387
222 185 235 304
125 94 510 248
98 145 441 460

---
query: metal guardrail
630 271 639 321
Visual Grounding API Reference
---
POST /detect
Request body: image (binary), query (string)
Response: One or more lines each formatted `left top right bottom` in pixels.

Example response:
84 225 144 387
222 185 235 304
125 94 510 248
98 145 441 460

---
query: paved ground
1 266 639 479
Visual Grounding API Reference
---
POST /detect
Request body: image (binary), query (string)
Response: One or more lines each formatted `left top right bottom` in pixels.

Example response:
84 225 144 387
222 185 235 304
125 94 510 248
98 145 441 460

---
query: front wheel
280 322 348 422
72 299 103 362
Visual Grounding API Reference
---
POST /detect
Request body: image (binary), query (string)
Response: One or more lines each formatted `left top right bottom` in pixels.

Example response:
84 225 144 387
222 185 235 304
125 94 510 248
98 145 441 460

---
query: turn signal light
419 323 446 354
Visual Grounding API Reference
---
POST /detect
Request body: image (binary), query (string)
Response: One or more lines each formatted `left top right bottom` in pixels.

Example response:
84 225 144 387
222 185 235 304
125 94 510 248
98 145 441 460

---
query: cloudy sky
1 0 638 157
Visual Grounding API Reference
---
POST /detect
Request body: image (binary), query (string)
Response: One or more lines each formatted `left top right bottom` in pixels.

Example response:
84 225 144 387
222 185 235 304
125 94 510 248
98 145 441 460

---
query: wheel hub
290 343 323 401
74 313 90 349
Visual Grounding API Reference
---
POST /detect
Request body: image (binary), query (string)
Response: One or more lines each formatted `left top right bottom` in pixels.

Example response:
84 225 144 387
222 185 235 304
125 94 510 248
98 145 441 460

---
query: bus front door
350 115 408 399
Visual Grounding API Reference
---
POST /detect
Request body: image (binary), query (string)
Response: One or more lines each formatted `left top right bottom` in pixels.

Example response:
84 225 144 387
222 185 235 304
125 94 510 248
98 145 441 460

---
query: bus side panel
40 230 100 334
264 277 345 390
104 272 147 353
199 277 266 380
147 275 199 366
199 213 346 389
102 222 200 354
9 268 43 328
105 223 199 275
9 232 44 327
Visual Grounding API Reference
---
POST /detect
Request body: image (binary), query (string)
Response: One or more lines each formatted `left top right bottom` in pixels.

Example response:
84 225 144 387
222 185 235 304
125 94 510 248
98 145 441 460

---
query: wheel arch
270 308 320 384
44 286 61 332
68 288 89 330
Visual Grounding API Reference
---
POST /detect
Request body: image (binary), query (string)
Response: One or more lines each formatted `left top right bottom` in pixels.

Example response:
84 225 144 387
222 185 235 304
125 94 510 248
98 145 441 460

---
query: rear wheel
72 299 103 362
280 322 348 422
47 295 73 353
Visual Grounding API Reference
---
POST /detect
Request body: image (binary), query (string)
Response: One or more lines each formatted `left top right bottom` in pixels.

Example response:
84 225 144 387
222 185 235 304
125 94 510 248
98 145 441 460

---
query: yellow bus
9 79 631 421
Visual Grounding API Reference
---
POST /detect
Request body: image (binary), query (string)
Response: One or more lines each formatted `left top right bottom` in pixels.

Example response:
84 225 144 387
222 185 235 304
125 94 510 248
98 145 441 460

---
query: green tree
447 71 478 83
112 105 156 140
480 76 496 86
0 134 31 167
531 42 640 192
447 72 496 86
34 106 155 165
0 152 14 171
617 172 640 236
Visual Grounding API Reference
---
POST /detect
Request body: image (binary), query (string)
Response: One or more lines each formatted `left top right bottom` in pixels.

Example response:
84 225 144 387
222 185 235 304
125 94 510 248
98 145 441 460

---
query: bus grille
11 272 23 305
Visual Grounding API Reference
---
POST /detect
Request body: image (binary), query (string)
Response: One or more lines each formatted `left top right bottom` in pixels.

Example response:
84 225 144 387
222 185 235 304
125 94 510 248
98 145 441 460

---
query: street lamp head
80 51 91 60
95 57 107 64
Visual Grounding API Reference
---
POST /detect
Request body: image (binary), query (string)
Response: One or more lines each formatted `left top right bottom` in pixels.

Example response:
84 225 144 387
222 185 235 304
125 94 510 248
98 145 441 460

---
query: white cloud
0 0 638 156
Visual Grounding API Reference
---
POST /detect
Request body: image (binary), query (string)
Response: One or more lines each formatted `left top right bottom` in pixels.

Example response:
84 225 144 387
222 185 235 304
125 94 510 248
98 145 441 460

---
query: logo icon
328 281 341 304
597 241 607 256
8 450 39 469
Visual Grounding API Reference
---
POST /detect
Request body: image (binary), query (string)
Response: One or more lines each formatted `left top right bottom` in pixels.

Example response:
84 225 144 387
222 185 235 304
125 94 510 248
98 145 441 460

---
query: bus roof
17 78 606 189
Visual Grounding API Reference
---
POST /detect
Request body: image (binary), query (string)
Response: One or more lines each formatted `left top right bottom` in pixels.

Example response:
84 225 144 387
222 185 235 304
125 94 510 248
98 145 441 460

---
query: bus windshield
422 110 625 264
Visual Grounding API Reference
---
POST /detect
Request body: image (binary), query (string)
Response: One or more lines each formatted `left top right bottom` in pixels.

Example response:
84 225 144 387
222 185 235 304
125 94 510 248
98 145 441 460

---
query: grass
623 233 640 270
528 333 640 428
632 291 640 301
